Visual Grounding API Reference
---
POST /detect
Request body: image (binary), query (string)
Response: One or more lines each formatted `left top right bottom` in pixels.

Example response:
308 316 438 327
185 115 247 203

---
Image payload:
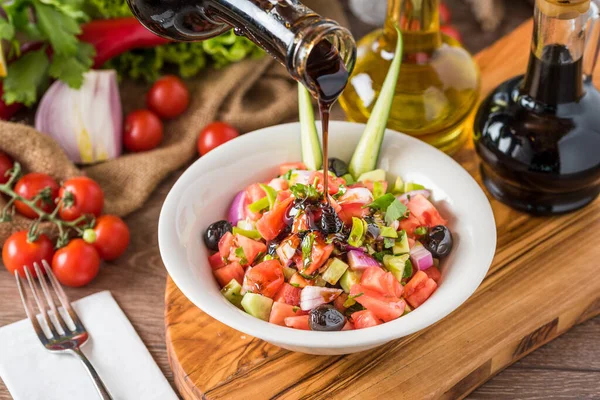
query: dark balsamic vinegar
474 44 600 215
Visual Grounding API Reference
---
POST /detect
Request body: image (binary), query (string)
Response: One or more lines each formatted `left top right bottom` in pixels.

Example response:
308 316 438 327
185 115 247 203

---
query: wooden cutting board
164 20 600 399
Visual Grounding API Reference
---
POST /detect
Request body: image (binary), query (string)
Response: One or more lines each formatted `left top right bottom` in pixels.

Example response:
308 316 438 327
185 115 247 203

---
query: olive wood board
164 20 600 399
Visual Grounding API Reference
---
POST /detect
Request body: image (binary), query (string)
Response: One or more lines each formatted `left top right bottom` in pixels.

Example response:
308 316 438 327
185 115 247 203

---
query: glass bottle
125 0 356 99
339 0 480 154
474 0 600 215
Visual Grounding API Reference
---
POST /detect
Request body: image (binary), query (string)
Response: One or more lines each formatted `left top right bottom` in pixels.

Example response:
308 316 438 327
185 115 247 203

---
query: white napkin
0 291 178 400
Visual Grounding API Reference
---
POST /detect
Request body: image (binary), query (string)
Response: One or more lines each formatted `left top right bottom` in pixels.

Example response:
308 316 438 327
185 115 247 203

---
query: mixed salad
202 30 454 331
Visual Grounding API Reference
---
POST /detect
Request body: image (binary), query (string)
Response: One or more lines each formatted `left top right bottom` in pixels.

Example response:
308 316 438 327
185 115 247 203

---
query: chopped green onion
248 196 269 213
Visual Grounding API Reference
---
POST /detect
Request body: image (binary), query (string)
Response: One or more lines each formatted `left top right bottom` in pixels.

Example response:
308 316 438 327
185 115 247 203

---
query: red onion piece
300 286 343 311
347 250 380 271
410 245 433 271
228 190 247 225
397 190 432 204
338 187 374 205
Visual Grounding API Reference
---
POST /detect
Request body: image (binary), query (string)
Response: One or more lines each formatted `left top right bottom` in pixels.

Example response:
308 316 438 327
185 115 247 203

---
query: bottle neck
384 0 441 53
522 0 590 104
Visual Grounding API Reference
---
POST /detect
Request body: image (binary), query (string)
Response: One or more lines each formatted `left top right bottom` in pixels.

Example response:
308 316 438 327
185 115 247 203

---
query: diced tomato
256 196 294 241
292 213 309 233
338 187 373 205
214 262 245 288
276 235 300 267
269 302 303 326
276 189 292 203
218 232 234 259
234 234 266 265
309 171 345 195
244 183 266 221
407 194 447 227
208 252 224 270
280 162 307 176
274 282 302 306
284 315 310 330
268 177 288 192
342 320 354 330
242 259 284 298
303 234 334 275
363 180 388 194
404 270 438 308
339 203 370 226
351 285 406 322
351 310 382 329
424 266 442 283
408 237 416 248
399 213 422 237
334 293 348 313
289 272 311 288
360 267 403 298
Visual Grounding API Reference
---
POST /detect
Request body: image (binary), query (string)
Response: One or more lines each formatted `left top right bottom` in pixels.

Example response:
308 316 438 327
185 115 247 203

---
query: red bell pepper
0 17 170 121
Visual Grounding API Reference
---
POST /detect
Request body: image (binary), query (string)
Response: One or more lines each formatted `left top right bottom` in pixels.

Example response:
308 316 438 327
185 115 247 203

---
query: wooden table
2 20 600 400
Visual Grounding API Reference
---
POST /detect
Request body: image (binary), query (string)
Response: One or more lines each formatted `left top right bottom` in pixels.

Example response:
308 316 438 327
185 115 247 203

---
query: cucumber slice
393 231 410 254
380 226 398 238
349 27 403 178
283 266 296 281
404 182 426 192
392 176 405 194
383 254 410 282
313 275 327 287
298 82 322 170
358 169 386 182
221 279 244 309
340 269 361 293
241 293 273 321
322 258 350 285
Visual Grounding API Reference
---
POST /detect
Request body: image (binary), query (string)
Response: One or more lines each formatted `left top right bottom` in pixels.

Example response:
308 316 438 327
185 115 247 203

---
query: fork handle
70 348 114 400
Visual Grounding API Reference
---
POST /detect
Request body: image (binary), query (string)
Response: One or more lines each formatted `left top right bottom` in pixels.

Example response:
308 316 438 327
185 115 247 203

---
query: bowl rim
158 121 497 349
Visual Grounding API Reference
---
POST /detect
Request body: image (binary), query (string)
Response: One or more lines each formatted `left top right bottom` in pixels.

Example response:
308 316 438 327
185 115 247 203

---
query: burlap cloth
0 1 347 246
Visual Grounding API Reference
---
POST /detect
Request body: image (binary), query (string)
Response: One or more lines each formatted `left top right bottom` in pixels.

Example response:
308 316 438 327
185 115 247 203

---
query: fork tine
34 262 68 335
41 260 86 332
24 266 60 339
15 270 49 344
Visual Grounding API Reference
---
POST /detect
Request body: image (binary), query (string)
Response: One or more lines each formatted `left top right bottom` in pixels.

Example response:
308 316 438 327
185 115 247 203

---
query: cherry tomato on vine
58 176 104 221
123 110 164 152
197 122 239 156
0 151 14 184
146 75 190 119
2 231 54 277
14 173 60 219
85 215 130 261
52 239 100 287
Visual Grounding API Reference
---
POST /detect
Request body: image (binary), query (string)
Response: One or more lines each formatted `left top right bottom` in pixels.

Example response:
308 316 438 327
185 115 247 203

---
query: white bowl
158 121 496 355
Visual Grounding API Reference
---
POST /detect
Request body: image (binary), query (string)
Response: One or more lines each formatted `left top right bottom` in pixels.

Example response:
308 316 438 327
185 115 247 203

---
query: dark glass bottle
474 0 600 215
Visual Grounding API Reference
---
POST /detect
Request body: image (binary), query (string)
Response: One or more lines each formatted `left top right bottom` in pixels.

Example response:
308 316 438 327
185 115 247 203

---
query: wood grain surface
0 15 599 400
163 19 600 400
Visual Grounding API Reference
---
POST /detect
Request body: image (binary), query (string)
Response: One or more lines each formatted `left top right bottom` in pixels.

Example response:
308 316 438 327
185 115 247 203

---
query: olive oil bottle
339 0 480 154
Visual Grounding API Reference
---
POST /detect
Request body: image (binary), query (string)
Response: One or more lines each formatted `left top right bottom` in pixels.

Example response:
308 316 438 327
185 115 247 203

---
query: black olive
328 157 349 177
203 220 232 251
309 305 346 331
424 225 453 258
320 204 344 234
266 241 278 256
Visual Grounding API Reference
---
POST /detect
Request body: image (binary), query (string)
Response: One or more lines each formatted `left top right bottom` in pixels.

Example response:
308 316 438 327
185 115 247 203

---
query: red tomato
14 173 59 219
214 261 245 287
268 178 288 192
276 189 292 204
404 271 438 308
338 203 370 226
58 177 104 221
303 234 334 275
351 310 382 329
146 75 190 119
269 302 302 326
398 213 422 238
244 183 266 221
279 162 307 176
360 267 403 298
274 283 302 306
90 215 130 261
2 231 54 277
308 171 345 195
289 272 312 288
218 232 234 259
231 234 267 266
256 196 294 241
208 252 225 270
284 315 310 330
291 213 309 233
124 110 164 152
441 25 462 43
334 293 349 313
0 151 14 184
197 122 239 156
407 194 447 228
275 234 300 267
424 266 442 283
342 320 354 330
242 259 284 298
52 239 100 287
351 285 406 323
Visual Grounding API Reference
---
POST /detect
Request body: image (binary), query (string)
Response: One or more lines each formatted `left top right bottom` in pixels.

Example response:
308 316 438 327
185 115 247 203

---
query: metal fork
15 260 113 400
